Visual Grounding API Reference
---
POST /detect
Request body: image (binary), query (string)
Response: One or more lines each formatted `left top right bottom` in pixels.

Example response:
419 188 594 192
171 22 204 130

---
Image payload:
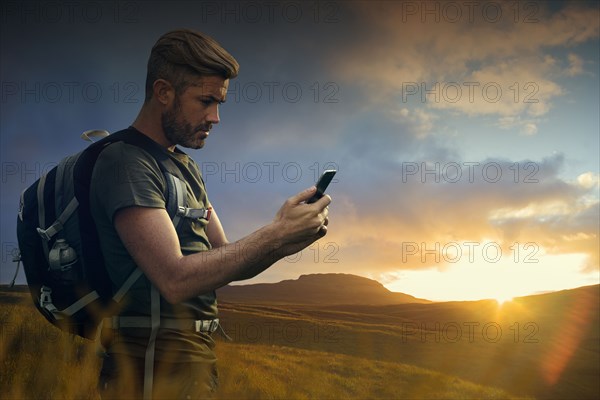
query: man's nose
207 105 220 124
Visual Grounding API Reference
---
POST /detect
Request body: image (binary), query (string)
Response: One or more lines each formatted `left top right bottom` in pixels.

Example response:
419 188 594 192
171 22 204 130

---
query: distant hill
217 273 430 305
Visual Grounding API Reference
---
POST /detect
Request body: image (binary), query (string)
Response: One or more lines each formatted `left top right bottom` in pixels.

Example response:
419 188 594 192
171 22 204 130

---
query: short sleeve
90 142 167 223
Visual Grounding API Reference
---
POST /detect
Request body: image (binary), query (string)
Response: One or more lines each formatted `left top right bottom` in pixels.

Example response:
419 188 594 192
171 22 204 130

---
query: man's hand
271 186 331 257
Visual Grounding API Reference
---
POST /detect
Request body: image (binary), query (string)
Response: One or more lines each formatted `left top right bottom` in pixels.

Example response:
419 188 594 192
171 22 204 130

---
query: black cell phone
307 169 337 203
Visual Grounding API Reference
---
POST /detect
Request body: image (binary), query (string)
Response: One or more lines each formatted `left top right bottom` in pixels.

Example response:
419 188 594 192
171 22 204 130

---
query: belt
103 316 220 334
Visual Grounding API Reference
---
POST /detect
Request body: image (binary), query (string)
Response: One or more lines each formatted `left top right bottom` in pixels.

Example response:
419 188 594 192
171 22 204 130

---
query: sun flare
383 252 596 302
494 295 514 306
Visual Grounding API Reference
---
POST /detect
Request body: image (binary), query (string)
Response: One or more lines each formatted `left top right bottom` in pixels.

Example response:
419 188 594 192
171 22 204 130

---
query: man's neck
131 104 176 151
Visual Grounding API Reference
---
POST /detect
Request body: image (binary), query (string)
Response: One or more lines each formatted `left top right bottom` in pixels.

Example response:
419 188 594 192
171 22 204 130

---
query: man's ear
152 79 175 106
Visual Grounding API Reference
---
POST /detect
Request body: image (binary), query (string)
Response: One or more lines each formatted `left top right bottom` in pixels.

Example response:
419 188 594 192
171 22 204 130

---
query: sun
494 294 514 306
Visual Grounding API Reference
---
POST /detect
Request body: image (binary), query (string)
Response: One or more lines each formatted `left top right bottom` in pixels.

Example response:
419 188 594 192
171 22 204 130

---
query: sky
1 0 599 302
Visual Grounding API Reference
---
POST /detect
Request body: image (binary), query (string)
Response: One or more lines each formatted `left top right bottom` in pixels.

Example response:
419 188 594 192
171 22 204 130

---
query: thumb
289 186 317 204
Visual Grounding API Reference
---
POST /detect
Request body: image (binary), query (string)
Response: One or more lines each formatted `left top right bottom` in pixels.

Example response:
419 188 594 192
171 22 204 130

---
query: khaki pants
98 353 219 399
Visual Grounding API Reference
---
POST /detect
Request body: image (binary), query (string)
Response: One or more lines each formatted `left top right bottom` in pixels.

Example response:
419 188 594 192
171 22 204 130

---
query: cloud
577 172 600 189
425 56 563 117
490 200 599 274
522 123 538 136
497 116 540 136
303 154 599 277
389 107 437 138
565 53 585 76
328 1 599 119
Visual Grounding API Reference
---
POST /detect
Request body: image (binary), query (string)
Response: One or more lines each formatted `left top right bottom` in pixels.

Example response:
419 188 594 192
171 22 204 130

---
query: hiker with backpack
17 29 331 399
93 29 331 399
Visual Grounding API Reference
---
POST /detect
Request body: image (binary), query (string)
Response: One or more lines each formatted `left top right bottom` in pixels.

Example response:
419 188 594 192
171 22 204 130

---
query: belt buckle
195 319 218 333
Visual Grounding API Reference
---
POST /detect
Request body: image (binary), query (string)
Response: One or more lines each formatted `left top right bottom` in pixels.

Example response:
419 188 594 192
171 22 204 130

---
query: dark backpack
14 128 207 339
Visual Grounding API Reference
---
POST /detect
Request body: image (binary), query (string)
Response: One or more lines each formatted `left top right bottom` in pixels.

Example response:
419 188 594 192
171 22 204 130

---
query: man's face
161 75 229 150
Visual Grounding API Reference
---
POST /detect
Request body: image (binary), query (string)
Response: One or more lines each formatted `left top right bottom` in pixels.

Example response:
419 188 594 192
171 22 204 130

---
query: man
91 29 331 399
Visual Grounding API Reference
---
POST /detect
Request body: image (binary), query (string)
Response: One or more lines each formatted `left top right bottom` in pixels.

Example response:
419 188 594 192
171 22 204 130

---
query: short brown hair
144 29 239 102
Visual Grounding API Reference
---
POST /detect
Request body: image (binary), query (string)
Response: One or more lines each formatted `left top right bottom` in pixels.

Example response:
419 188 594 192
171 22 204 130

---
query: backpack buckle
176 206 212 221
36 227 53 242
195 319 219 333
40 286 53 304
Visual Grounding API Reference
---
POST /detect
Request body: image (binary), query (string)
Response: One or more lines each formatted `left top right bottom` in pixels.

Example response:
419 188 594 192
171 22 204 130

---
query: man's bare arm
205 206 276 282
114 186 330 304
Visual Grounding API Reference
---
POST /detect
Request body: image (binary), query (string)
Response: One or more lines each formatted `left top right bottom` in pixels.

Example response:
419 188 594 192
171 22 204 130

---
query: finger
288 186 317 205
317 225 328 237
314 194 332 208
317 204 329 225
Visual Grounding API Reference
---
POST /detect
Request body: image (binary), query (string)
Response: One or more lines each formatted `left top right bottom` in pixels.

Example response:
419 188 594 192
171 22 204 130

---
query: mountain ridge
217 273 431 305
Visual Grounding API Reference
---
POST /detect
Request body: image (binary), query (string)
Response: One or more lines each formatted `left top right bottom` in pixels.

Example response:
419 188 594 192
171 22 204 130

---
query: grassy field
1 285 598 399
215 342 525 399
0 288 100 399
217 285 600 399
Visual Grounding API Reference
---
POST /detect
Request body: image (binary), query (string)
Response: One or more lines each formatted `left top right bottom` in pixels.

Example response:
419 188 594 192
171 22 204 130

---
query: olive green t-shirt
90 132 217 362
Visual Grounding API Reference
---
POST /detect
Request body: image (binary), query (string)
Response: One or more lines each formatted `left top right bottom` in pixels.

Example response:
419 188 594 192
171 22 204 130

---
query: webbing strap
40 288 98 321
168 173 212 223
10 253 21 287
37 173 49 259
104 316 220 332
37 197 79 241
43 302 60 316
41 267 142 326
168 174 186 229
143 285 160 400
93 268 143 350
61 290 100 316
55 155 68 214
113 268 143 303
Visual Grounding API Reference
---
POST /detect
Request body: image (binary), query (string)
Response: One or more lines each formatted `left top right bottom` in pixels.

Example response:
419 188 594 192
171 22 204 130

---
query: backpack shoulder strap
107 128 182 178
89 128 185 223
86 127 210 231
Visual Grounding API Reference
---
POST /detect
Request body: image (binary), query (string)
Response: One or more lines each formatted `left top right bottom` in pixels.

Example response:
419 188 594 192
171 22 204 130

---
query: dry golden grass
215 342 527 399
0 289 100 399
1 288 525 399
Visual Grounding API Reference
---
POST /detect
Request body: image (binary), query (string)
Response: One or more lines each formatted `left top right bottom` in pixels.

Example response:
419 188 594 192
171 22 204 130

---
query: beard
161 97 210 150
